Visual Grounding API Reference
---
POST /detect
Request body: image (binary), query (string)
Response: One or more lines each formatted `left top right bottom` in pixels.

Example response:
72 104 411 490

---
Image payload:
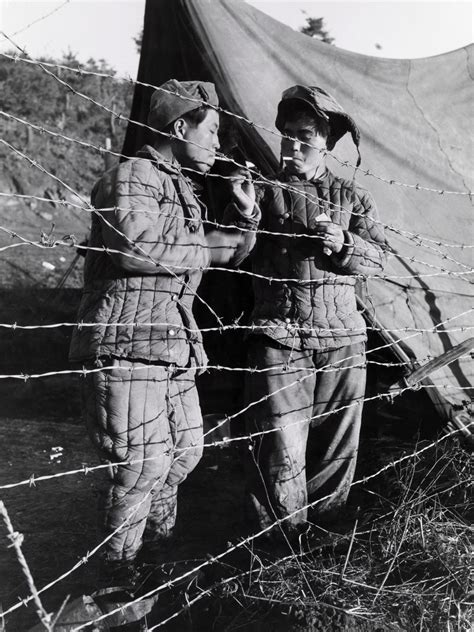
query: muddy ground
0 408 250 631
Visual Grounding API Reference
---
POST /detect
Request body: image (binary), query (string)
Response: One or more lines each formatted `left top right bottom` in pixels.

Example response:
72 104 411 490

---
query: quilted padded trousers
245 338 367 535
82 358 203 562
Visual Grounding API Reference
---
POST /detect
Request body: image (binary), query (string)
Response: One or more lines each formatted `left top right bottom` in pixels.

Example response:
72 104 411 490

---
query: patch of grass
180 438 472 632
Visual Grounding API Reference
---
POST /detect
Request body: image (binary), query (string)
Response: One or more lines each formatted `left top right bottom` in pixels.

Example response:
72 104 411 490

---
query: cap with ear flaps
275 85 361 166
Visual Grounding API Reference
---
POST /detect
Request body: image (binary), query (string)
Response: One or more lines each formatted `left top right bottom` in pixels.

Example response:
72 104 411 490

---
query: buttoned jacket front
247 169 388 350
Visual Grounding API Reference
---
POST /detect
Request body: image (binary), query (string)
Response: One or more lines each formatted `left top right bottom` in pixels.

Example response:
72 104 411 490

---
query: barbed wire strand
0 49 472 198
67 421 472 632
1 108 473 268
0 328 472 383
1 235 473 286
0 313 473 338
1 1 70 40
149 473 474 632
1 219 473 287
0 138 229 329
1 317 471 611
2 187 472 253
0 235 472 284
0 375 470 495
2 420 469 623
0 312 470 496
146 541 404 631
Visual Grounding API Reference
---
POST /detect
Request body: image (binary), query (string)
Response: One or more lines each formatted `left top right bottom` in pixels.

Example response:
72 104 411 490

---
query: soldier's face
175 109 220 174
281 117 327 179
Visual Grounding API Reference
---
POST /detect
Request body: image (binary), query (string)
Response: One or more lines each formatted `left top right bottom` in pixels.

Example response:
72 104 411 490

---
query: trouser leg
144 368 203 543
307 343 367 521
245 339 316 535
82 360 176 562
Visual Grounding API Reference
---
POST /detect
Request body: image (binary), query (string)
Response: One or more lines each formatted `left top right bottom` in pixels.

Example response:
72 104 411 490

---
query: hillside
0 51 133 290
0 52 133 410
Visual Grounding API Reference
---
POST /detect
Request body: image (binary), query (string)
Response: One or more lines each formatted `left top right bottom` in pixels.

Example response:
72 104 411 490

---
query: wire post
0 501 53 632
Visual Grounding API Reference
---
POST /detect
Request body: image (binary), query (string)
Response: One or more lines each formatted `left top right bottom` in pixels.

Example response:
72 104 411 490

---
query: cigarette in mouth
282 156 293 163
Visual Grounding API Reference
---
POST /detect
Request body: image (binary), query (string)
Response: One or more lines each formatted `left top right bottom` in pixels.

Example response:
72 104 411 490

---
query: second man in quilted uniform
229 85 389 538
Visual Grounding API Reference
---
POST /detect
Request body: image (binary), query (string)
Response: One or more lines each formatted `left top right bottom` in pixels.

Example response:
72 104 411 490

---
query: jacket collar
136 144 181 176
136 145 205 194
281 168 332 187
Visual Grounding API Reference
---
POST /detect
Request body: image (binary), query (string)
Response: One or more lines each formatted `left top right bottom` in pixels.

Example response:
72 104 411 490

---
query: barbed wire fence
0 22 472 631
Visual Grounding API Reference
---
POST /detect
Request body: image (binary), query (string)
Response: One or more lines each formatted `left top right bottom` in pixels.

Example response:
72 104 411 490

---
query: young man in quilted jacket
231 85 388 539
69 79 253 586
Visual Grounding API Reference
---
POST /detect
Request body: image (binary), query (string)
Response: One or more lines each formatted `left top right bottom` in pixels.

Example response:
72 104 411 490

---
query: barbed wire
1 1 70 43
147 472 474 631
0 28 472 630
0 138 229 329
2 416 470 624
0 222 470 286
0 49 472 198
0 356 425 380
1 235 472 286
0 373 471 494
1 108 473 270
1 219 473 286
0 317 472 339
0 309 471 492
67 422 472 632
0 332 471 384
1 188 472 253
1 308 471 621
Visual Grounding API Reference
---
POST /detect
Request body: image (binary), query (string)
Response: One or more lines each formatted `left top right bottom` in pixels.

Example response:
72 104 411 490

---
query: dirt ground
0 409 250 632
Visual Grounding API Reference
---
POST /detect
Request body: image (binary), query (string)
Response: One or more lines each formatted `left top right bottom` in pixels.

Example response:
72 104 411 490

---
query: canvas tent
123 0 473 423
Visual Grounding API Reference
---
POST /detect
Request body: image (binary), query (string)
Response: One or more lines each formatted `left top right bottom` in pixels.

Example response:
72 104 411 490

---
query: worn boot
97 558 142 593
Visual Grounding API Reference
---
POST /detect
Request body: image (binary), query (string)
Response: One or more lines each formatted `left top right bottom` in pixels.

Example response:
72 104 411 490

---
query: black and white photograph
0 1 472 630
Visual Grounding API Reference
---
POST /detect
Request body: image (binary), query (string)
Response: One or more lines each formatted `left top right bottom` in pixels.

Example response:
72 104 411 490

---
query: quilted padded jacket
247 169 388 350
69 145 211 367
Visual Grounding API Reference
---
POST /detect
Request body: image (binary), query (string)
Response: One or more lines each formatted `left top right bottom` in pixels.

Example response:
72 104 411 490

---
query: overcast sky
1 1 472 76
